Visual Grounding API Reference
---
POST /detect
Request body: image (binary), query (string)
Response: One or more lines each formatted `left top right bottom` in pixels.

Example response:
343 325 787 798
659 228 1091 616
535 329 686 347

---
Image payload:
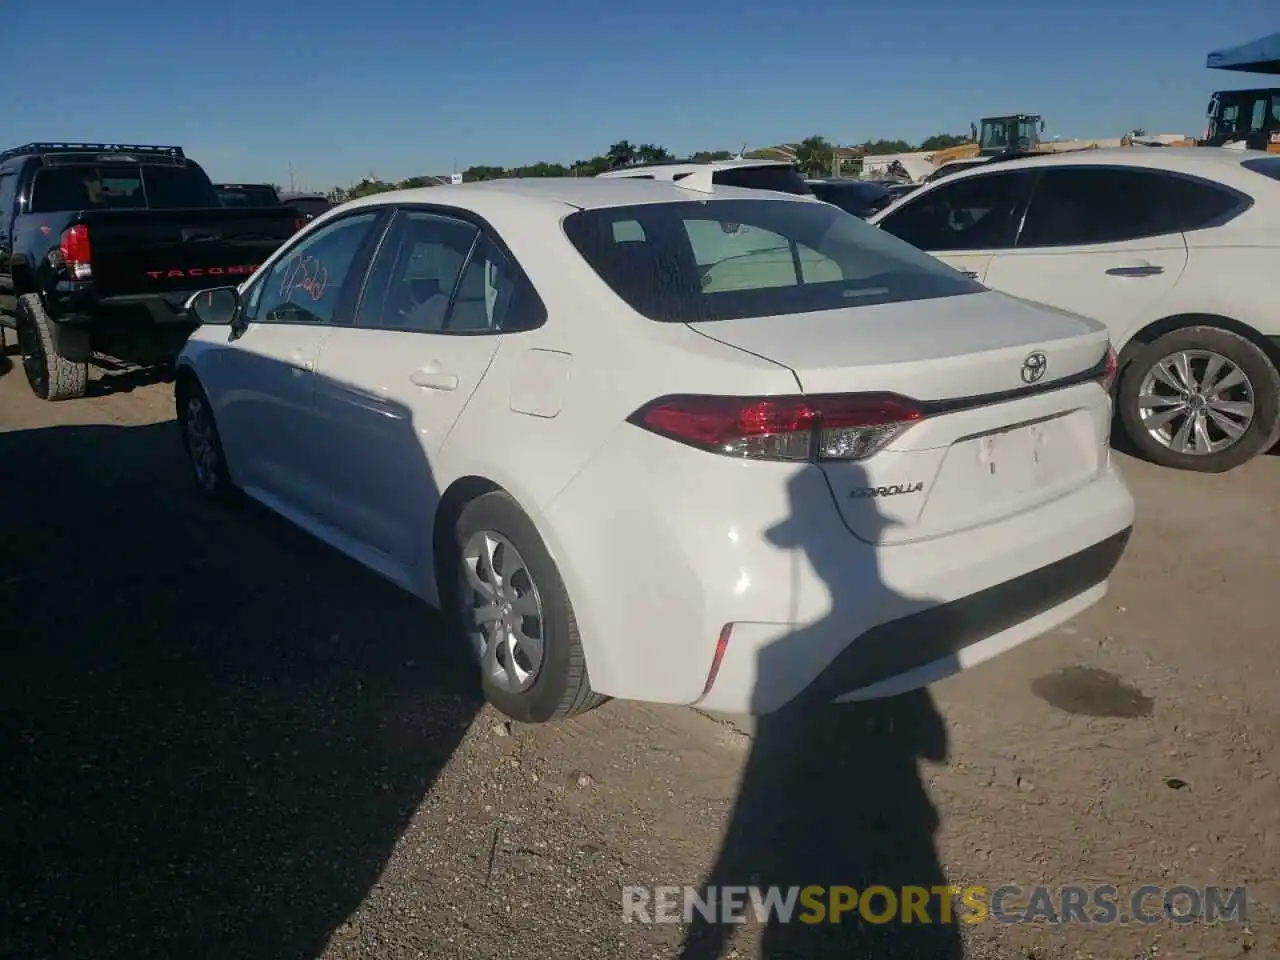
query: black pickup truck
0 142 299 400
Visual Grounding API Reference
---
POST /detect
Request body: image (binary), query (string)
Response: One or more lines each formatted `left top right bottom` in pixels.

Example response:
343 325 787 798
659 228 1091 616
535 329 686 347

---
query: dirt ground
1 355 1276 960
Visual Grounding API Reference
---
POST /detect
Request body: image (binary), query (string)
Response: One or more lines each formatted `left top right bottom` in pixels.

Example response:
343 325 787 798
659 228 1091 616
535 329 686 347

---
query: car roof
331 175 809 217
944 146 1274 181
597 158 794 179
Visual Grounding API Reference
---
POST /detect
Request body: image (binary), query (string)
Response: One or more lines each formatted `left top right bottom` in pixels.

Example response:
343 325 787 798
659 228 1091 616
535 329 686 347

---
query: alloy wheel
1137 349 1255 456
184 395 220 491
460 530 546 694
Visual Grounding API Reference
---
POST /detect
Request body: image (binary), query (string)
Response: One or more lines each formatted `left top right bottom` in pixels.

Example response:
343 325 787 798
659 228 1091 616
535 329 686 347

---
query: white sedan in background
177 174 1134 723
871 147 1280 473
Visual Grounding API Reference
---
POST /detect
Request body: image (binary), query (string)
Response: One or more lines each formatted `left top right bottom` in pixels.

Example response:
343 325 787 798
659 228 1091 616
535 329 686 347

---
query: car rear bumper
700 526 1130 714
542 425 1135 714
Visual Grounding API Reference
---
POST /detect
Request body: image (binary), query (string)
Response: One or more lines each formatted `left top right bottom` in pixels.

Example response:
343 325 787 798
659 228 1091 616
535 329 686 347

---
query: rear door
313 208 532 566
981 166 1189 343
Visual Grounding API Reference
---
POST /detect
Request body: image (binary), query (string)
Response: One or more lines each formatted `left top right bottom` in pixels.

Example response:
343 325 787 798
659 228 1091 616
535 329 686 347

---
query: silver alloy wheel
460 530 546 694
1137 349 1255 456
184 395 220 491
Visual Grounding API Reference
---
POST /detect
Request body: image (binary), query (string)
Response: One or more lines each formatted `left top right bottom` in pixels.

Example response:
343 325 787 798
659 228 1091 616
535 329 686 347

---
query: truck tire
1117 325 1280 473
16 294 88 401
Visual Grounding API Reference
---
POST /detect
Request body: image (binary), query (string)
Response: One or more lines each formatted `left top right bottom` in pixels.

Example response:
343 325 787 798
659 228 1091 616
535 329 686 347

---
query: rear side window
1166 174 1251 231
561 198 983 324
1016 167 1179 248
30 163 217 212
1242 157 1280 181
711 166 812 196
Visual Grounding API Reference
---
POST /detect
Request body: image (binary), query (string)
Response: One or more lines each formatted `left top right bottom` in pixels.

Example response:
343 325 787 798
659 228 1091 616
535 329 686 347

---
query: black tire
16 294 87 401
1117 325 1280 473
176 375 236 502
448 491 605 723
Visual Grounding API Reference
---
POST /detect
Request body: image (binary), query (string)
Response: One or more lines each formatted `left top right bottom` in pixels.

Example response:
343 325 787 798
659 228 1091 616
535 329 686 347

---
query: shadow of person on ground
680 466 963 959
0 395 481 958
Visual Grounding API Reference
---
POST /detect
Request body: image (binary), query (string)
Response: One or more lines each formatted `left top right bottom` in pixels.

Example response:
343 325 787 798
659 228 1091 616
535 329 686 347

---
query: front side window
355 211 478 332
1016 167 1180 248
562 197 983 324
247 211 382 325
877 171 1029 251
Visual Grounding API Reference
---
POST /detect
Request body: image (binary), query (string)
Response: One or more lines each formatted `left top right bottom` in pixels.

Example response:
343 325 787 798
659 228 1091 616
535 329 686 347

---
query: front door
981 167 1188 343
314 209 511 567
873 169 1035 283
212 209 386 522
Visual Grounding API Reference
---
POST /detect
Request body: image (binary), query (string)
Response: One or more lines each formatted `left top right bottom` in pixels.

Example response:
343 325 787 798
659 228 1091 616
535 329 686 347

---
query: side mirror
186 286 240 326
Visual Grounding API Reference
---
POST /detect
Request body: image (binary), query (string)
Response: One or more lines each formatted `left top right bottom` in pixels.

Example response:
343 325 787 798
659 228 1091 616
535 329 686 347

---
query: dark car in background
214 182 282 208
279 192 332 222
804 178 895 218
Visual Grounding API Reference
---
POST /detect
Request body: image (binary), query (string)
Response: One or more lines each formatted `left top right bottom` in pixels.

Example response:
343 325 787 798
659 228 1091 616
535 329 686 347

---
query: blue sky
8 0 1279 191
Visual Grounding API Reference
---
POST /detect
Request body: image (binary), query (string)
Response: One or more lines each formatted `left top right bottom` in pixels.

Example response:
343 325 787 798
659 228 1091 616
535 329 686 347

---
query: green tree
692 149 733 162
636 143 672 164
462 165 508 182
917 133 971 151
861 138 914 156
606 140 637 169
793 135 834 177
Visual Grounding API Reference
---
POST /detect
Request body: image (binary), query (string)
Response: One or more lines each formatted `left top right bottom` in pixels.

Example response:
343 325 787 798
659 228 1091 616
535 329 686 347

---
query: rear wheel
1118 326 1280 473
16 294 87 401
451 491 605 723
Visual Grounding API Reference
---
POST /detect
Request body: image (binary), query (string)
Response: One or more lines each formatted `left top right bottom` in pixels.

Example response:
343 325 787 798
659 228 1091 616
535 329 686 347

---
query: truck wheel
1117 325 1280 473
16 294 88 401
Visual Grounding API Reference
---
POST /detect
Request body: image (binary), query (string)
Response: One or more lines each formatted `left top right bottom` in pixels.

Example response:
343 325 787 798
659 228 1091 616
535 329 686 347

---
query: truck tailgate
76 208 295 298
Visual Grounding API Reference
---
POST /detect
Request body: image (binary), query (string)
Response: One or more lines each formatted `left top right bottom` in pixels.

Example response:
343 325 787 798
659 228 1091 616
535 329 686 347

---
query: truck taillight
59 225 93 280
295 217 308 232
627 393 924 462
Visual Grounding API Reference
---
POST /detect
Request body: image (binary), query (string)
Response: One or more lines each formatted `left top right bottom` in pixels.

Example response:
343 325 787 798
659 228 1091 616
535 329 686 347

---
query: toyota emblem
1021 352 1047 384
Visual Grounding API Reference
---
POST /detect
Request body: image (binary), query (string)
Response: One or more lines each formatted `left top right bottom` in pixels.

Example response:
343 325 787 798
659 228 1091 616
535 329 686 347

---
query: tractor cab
977 114 1044 157
1202 88 1280 151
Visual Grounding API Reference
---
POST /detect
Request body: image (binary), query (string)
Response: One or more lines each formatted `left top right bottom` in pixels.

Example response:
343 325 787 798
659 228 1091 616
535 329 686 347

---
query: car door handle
409 370 459 391
1105 264 1164 277
960 270 979 279
289 353 315 375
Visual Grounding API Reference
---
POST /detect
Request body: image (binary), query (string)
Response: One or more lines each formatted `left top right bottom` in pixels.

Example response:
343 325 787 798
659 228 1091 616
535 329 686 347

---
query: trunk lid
77 208 297 298
690 290 1113 544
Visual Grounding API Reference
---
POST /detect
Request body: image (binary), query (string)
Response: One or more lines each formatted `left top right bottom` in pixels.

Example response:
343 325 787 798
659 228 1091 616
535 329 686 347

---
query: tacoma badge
849 482 924 499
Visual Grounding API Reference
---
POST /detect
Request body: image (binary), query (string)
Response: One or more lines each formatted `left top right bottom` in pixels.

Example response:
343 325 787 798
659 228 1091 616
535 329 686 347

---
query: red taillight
629 393 924 462
59 225 92 279
1098 345 1118 394
294 217 308 233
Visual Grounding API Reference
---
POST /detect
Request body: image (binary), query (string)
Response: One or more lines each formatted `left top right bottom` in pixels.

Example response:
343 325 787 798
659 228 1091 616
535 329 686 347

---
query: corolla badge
849 482 924 499
1021 351 1048 384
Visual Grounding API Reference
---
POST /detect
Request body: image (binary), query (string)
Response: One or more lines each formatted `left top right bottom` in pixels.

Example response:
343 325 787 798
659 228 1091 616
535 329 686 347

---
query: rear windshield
217 185 280 207
30 163 217 212
1241 157 1280 181
562 198 984 324
709 165 812 195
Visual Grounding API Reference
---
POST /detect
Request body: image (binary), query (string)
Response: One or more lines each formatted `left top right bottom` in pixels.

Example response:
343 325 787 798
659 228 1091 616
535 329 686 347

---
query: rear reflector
699 624 733 699
629 393 924 462
1098 344 1118 393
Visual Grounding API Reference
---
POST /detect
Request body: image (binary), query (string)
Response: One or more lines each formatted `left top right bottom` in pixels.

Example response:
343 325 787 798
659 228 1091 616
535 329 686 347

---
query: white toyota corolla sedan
176 174 1135 723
